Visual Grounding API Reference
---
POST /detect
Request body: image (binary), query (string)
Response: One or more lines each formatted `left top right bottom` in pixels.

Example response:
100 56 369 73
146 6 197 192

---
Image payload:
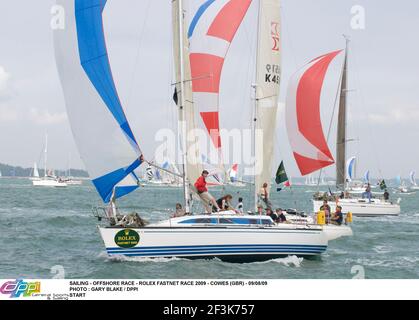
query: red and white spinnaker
286 50 343 176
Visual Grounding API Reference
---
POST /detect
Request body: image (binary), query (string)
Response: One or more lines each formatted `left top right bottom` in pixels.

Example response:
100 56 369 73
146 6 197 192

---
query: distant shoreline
0 162 89 178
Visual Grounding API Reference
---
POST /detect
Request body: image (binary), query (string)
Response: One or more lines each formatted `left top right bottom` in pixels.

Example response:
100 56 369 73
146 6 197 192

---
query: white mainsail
53 1 143 202
33 162 40 178
254 0 281 208
409 171 417 186
173 0 203 211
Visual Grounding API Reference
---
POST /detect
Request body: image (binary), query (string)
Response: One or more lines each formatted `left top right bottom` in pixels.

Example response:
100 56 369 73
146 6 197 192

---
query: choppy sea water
1 178 418 279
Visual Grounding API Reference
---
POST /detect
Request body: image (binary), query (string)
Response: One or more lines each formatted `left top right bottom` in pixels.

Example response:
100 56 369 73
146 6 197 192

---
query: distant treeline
0 163 89 178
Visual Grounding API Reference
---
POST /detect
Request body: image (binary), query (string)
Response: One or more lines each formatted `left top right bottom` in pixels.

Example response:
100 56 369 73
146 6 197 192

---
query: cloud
356 106 419 126
28 108 67 125
0 105 18 122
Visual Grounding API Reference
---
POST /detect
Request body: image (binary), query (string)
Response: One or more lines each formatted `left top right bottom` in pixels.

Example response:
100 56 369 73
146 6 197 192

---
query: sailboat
30 162 41 181
53 0 348 261
227 164 246 187
32 134 67 187
345 156 364 193
286 40 400 216
62 154 83 185
304 174 317 186
160 159 183 187
395 175 409 193
410 171 419 190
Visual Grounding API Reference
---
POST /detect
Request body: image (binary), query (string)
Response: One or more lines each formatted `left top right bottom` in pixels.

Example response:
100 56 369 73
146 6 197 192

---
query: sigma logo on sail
271 22 280 51
0 280 41 298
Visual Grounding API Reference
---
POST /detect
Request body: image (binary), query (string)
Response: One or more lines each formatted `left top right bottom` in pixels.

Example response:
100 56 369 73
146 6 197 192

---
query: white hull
32 179 67 187
313 199 400 216
322 225 353 241
98 215 328 262
64 179 83 185
284 214 353 241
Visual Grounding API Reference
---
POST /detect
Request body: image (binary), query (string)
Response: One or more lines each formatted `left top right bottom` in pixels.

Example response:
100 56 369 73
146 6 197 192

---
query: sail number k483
265 64 280 84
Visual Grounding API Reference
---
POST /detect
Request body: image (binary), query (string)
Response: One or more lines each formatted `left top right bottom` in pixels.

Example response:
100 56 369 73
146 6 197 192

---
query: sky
0 0 418 179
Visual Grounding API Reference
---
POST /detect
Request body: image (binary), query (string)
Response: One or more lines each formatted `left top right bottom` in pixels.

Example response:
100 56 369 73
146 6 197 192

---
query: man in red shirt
194 170 219 213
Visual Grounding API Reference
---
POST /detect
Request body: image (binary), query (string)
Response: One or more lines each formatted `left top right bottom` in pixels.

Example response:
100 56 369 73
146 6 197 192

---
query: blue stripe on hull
107 244 327 251
107 250 325 258
106 244 328 257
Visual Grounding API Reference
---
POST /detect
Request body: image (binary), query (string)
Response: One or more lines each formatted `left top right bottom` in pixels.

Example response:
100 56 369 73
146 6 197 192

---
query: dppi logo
0 280 41 298
271 22 280 51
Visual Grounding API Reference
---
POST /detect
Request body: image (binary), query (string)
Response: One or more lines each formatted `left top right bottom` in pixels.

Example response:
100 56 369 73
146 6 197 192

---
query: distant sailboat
286 40 400 216
32 134 67 187
227 164 245 187
364 170 370 184
160 159 182 187
395 175 408 193
62 155 83 185
33 162 40 179
409 171 419 190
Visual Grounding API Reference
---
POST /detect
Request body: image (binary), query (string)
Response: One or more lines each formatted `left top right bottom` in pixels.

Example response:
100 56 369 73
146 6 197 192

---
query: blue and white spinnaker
346 157 356 182
53 0 143 203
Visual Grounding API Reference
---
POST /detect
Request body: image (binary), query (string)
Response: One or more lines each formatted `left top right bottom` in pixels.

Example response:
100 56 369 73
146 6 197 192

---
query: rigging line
145 160 182 179
281 4 299 73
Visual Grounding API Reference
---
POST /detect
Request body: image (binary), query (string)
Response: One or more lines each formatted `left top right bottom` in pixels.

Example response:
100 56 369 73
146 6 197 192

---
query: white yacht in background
32 135 67 188
53 0 348 261
394 175 409 193
313 198 401 217
63 178 83 186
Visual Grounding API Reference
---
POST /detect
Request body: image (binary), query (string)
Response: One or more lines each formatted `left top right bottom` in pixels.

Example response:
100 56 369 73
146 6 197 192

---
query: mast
176 0 189 211
253 0 263 211
173 0 201 212
336 37 349 190
44 133 48 178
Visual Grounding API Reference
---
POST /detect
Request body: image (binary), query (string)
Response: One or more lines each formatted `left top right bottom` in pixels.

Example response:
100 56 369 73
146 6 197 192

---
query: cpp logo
0 280 41 298
271 22 280 51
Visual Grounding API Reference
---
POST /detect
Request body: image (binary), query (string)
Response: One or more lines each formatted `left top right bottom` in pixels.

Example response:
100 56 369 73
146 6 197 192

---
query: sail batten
54 0 142 203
